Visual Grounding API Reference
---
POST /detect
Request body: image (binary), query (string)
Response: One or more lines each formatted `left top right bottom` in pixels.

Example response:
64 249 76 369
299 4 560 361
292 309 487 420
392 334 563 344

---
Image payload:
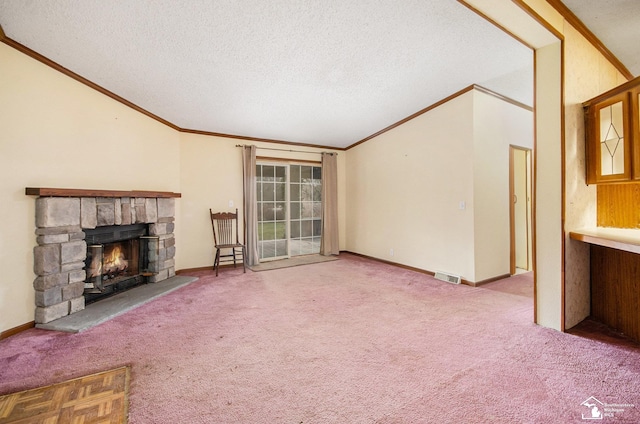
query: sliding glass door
256 163 322 261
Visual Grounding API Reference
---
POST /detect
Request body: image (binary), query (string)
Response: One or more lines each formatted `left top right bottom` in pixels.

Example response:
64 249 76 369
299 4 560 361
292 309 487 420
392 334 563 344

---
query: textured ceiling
562 0 640 77
0 1 536 148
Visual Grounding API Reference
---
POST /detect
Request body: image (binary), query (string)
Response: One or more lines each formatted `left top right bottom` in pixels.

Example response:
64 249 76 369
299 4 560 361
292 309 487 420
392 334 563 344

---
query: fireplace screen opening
84 224 158 303
87 240 140 289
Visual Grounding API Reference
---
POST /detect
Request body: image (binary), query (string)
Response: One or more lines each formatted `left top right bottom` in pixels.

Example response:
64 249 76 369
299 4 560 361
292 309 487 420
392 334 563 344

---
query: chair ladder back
210 209 239 246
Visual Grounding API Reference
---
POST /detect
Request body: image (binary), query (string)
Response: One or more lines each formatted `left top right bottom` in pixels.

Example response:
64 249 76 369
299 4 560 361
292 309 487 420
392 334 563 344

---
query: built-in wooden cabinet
590 244 640 344
570 229 640 344
584 76 640 184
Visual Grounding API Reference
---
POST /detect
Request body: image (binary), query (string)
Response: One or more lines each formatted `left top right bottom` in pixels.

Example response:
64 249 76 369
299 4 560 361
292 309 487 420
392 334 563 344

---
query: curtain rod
236 144 337 155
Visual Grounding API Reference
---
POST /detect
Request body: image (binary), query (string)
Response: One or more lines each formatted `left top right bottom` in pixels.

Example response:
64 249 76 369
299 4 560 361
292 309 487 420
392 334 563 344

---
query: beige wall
473 91 533 281
1 0 631 335
177 133 346 271
534 41 564 330
0 44 181 332
0 42 346 333
345 89 533 282
468 0 564 330
346 92 475 279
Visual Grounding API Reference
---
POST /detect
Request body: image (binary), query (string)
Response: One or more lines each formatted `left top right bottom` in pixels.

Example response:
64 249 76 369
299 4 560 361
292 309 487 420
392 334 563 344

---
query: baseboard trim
470 274 512 287
342 250 440 276
341 251 509 287
177 253 512 286
1 321 35 340
176 263 239 274
176 266 212 274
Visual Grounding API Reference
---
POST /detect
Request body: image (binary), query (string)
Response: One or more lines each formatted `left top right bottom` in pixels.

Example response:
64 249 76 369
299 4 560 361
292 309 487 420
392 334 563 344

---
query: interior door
510 146 532 273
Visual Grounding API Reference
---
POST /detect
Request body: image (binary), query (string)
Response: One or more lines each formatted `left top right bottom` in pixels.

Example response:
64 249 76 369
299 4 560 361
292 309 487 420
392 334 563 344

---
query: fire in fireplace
87 240 138 283
98 243 130 277
84 224 158 304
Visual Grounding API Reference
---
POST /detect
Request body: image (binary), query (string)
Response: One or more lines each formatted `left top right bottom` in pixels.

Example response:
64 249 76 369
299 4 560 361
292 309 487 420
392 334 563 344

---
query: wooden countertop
569 227 640 255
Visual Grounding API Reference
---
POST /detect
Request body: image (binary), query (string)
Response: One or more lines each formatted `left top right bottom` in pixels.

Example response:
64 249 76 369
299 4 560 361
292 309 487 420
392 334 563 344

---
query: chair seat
215 243 244 249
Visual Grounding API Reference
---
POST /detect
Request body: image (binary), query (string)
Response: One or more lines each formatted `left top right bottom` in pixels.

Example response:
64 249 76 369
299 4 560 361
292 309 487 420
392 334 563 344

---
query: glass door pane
289 165 321 256
257 164 288 260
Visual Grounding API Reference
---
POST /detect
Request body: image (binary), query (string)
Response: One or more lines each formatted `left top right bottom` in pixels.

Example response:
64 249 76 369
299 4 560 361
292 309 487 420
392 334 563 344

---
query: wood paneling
590 245 640 343
597 183 640 228
25 187 181 198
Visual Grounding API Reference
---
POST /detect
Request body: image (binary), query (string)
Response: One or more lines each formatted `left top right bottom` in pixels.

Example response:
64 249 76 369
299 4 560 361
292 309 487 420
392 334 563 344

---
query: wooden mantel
25 187 181 198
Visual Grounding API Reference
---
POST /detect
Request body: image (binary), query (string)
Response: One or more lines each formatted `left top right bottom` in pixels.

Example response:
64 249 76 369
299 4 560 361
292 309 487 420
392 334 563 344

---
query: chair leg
232 248 237 268
214 248 221 276
242 246 246 273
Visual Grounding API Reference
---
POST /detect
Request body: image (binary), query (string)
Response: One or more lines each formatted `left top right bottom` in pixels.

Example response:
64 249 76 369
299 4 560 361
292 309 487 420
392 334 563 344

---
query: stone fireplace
27 188 180 324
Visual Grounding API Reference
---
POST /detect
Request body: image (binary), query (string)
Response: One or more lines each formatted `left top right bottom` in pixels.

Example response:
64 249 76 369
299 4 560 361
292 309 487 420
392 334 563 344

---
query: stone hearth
28 188 180 324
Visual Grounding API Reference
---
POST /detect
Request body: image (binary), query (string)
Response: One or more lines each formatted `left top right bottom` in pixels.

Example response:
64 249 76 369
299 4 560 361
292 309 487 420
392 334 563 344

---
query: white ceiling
2 1 539 148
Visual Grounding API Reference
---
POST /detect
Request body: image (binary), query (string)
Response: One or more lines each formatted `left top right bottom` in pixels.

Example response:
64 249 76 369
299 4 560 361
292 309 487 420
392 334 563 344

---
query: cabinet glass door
599 100 625 176
591 91 631 183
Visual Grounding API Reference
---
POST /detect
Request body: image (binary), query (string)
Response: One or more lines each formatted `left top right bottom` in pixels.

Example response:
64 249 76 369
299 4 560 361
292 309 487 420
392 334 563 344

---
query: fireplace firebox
84 224 158 304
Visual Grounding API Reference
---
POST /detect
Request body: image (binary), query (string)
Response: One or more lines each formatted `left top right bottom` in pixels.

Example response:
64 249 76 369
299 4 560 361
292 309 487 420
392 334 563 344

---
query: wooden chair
210 208 246 276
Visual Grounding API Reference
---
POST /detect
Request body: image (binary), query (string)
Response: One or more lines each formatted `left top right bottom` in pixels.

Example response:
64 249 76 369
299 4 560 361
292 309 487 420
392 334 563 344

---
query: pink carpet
1 253 639 423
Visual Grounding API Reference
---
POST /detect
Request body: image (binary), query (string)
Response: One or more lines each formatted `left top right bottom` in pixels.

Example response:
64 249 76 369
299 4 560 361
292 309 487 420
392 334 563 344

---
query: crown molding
474 85 534 112
180 128 346 151
346 85 475 150
546 0 633 81
1 35 180 131
1 34 344 151
347 84 532 150
3 28 530 153
512 0 564 41
458 1 535 50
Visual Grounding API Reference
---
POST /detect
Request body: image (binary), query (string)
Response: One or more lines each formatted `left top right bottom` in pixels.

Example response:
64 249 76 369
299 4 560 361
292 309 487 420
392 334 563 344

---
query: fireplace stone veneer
30 189 179 324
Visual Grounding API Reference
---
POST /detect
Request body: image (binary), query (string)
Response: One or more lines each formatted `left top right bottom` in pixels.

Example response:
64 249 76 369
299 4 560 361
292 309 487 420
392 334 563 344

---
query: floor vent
434 271 461 284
